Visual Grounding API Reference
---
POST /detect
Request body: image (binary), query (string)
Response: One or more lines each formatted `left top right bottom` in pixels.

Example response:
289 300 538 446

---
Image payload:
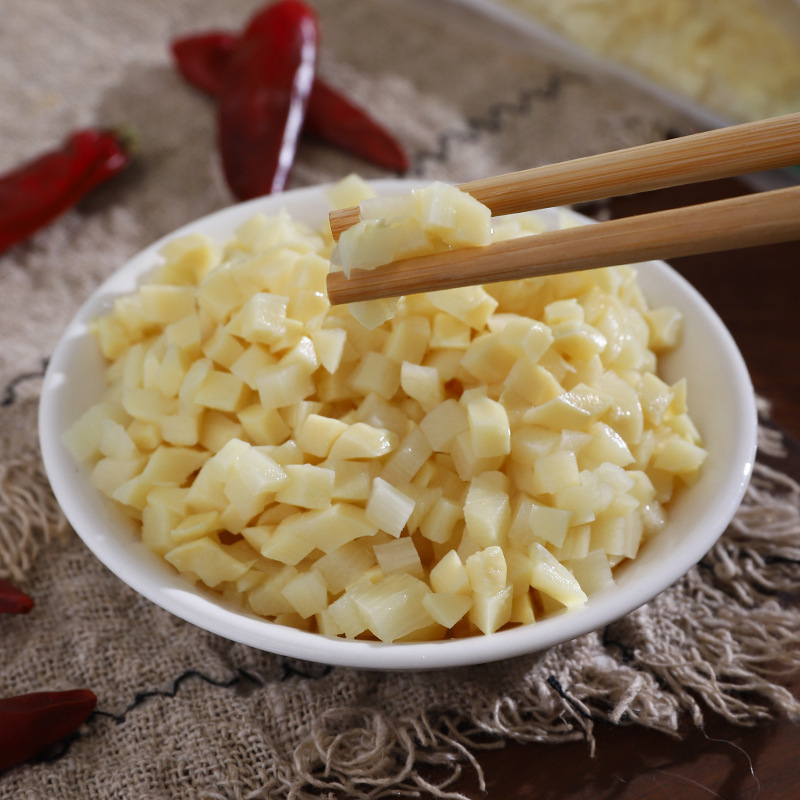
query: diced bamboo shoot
274 464 334 509
529 543 587 609
465 546 507 595
567 549 615 595
466 396 511 458
463 472 510 547
366 477 415 537
422 592 472 629
353 572 434 642
429 549 470 594
328 423 398 460
281 569 328 618
374 536 424 578
165 537 254 587
469 586 512 634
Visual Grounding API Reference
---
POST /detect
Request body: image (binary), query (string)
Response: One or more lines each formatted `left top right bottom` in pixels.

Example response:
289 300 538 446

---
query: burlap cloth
1 1 799 798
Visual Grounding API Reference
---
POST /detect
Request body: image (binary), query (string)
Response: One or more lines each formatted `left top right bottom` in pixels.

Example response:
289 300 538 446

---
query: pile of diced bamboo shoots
63 175 706 643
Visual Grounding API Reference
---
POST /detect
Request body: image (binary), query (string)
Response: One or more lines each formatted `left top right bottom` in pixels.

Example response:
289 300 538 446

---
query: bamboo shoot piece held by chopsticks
326 112 800 306
327 186 800 305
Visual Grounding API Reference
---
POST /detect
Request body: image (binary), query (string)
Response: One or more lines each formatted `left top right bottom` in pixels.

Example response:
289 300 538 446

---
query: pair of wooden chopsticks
326 112 800 306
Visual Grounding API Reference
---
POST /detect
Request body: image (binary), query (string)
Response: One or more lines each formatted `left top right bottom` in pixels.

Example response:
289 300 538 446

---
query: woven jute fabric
1 2 799 798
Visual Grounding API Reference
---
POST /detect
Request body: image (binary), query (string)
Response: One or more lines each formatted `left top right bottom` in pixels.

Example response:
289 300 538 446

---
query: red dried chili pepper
217 0 319 200
0 689 97 771
0 579 34 614
0 128 134 257
304 81 408 173
171 31 237 97
171 16 408 179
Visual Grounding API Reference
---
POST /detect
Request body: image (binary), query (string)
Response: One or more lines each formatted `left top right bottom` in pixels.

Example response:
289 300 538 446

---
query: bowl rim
38 179 758 670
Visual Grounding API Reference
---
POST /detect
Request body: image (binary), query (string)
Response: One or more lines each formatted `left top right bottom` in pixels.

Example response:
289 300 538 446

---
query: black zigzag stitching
0 358 48 408
90 668 258 727
35 661 334 765
93 661 333 727
34 669 253 764
410 69 589 176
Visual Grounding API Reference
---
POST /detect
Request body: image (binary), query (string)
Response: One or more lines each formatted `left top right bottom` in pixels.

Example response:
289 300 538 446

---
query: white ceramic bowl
39 180 757 670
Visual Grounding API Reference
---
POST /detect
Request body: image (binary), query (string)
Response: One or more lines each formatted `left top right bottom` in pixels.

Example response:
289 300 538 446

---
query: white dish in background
38 180 757 670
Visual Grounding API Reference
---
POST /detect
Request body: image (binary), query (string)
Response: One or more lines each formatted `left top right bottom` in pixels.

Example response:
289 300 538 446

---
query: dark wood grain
417 178 800 799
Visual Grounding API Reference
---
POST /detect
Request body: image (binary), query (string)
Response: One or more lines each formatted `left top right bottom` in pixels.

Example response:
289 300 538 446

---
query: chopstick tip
329 206 361 241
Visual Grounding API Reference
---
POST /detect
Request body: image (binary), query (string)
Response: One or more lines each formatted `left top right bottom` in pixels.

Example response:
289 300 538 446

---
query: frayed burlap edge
0 456 69 585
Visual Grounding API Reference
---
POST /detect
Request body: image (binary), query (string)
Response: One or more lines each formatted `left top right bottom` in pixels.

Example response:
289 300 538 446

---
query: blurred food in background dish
471 0 800 122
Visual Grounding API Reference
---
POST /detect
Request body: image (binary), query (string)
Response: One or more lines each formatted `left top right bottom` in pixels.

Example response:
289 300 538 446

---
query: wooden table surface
421 177 800 799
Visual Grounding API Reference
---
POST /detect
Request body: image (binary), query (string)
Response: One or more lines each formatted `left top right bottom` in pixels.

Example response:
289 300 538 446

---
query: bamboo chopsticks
327 185 800 304
326 112 800 306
